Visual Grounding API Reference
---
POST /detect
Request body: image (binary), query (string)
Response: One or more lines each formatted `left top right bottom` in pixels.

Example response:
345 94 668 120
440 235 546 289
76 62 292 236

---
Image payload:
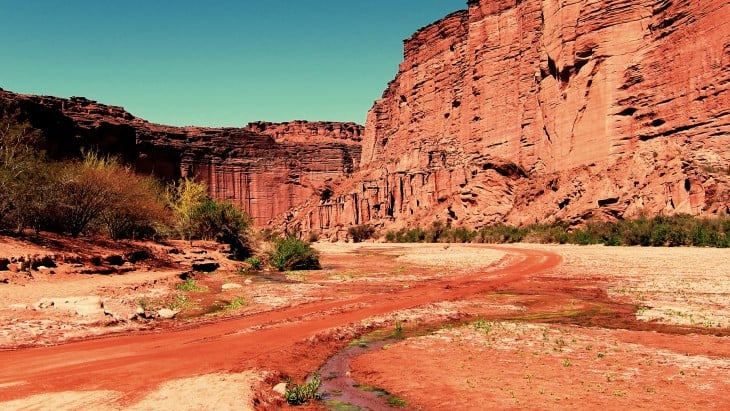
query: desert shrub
348 224 375 242
50 151 171 238
522 221 571 244
384 227 427 243
166 178 254 258
285 373 322 405
477 224 526 243
269 236 320 271
166 177 208 241
570 228 599 245
244 256 262 270
100 172 170 240
0 110 44 229
444 226 477 243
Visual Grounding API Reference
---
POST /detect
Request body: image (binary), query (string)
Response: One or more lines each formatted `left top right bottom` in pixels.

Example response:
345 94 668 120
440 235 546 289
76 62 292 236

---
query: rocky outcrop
287 0 730 235
0 89 362 225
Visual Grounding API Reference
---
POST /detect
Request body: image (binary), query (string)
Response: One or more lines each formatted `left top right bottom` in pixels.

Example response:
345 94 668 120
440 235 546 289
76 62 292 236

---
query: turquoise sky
0 1 464 127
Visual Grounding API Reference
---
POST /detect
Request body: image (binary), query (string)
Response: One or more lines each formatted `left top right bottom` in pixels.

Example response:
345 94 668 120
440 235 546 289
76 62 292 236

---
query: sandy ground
2 237 729 410
350 244 730 410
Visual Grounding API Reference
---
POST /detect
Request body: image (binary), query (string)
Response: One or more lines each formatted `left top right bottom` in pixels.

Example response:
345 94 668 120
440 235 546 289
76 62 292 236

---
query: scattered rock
157 308 179 319
272 382 287 396
9 304 28 310
222 283 243 291
32 296 104 316
30 255 56 270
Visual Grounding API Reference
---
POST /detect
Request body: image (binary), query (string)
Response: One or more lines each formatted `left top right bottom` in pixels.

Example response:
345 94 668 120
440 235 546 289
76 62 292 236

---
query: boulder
157 308 179 319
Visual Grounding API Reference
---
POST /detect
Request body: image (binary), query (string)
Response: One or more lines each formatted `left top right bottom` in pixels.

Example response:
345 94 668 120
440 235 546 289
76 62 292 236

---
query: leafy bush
285 373 322 405
476 224 526 243
244 256 262 270
269 236 320 271
384 227 426 243
348 224 375 242
381 214 729 248
166 178 254 258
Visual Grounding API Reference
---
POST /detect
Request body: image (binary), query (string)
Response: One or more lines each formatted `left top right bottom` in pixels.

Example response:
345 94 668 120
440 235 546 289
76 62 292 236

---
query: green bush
244 256 262 270
269 236 321 271
381 214 729 248
285 373 322 405
477 224 525 243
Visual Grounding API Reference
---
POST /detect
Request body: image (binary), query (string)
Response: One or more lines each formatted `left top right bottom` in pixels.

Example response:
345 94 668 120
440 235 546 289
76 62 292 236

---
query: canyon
288 0 730 237
0 89 362 226
2 0 729 234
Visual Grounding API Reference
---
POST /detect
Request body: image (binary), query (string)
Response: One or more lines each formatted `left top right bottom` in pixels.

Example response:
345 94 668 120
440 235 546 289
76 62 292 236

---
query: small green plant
285 373 323 405
269 236 321 271
597 352 605 359
473 318 494 334
225 296 247 309
167 294 189 310
244 256 262 271
176 278 205 292
562 359 572 367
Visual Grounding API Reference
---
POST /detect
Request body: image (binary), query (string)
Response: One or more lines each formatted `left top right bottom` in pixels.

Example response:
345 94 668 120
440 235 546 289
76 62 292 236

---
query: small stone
222 283 243 291
157 308 179 319
272 382 287 396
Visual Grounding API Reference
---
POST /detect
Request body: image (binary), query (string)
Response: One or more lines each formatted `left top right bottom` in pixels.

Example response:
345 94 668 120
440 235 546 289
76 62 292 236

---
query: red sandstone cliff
286 0 730 236
0 89 362 226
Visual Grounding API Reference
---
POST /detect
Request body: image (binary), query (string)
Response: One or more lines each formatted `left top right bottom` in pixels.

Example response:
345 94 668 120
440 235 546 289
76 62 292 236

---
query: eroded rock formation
286 0 730 236
0 89 362 225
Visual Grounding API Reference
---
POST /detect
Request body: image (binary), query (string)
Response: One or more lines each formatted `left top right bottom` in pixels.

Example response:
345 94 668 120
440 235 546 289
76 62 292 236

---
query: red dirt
3 241 729 410
0 246 558 408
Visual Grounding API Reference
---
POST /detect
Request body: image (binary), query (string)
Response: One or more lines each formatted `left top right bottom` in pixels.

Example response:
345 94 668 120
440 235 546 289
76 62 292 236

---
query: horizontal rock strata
0 90 363 225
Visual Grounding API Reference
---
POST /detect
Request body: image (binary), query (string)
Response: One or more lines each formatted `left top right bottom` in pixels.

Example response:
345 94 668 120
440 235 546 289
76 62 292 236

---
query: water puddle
318 329 414 411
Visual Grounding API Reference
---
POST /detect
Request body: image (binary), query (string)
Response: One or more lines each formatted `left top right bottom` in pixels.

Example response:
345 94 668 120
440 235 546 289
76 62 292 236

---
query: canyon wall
287 0 730 236
0 89 362 226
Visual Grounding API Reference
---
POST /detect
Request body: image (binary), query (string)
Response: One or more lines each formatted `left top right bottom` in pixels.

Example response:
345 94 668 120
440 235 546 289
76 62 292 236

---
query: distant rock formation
0 89 362 226
284 0 730 237
3 0 728 236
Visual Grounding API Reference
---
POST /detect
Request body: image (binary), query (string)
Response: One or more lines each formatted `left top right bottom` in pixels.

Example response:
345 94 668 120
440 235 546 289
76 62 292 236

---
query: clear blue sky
0 1 464 126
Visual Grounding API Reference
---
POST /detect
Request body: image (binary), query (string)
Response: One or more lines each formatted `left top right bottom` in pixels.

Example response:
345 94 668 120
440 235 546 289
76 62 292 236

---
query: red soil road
0 247 561 404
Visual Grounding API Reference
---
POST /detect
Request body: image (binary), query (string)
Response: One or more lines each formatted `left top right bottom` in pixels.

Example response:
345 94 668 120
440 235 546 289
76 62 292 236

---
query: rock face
287 0 730 235
0 89 362 225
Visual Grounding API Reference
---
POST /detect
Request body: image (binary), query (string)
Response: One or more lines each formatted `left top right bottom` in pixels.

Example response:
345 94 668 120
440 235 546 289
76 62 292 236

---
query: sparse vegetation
348 224 376 243
285 373 323 405
269 236 321 271
244 256 263 271
176 278 205 292
384 215 729 248
225 296 247 309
